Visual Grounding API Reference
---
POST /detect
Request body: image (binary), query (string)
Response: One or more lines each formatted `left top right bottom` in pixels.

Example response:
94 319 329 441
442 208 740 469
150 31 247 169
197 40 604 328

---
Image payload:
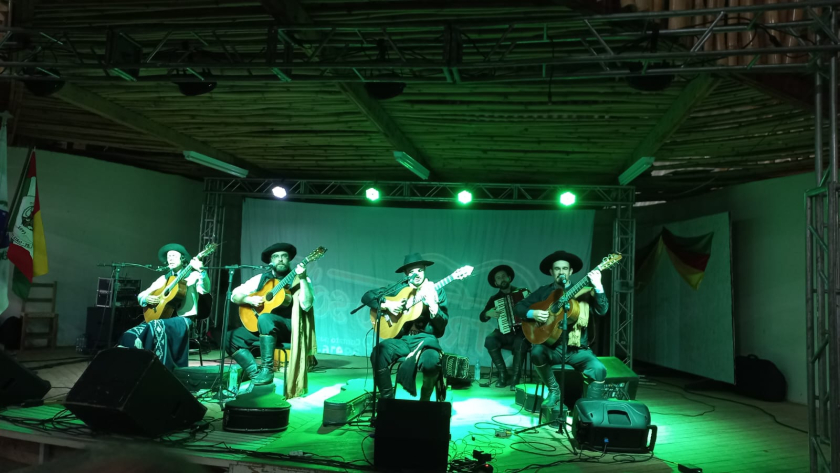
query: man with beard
362 253 449 402
479 265 530 388
514 250 609 414
227 243 314 390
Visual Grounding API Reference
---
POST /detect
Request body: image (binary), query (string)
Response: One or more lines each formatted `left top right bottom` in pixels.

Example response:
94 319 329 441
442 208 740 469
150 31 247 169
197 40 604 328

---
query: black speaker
598 356 640 400
375 399 451 472
0 349 51 407
571 399 657 453
64 348 207 437
85 306 142 351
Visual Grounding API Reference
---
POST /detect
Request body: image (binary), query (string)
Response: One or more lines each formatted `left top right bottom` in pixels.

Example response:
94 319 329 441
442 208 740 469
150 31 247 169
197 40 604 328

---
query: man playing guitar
514 250 609 413
479 265 531 389
118 243 210 370
228 243 314 394
362 253 449 402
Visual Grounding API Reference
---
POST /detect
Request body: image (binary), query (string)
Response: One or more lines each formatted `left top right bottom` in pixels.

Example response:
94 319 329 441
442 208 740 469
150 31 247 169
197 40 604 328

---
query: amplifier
96 278 142 308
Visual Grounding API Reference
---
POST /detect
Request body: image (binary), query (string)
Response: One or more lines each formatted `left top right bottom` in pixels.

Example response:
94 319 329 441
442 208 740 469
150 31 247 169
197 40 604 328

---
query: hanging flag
635 227 713 292
0 115 11 316
8 150 47 300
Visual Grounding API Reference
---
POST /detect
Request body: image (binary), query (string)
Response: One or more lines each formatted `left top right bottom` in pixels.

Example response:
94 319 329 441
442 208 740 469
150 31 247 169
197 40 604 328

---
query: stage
0 348 808 472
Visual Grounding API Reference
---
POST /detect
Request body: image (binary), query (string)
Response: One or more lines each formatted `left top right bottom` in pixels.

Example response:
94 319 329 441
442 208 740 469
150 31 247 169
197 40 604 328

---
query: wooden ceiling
8 0 819 202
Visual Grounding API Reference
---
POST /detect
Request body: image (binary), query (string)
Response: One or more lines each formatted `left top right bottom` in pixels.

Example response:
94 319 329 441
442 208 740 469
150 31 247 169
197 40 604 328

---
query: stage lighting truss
2 1 840 85
203 178 635 208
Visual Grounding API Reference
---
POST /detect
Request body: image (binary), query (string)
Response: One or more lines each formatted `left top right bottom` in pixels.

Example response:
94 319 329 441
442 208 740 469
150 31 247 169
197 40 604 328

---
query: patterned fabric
118 317 191 370
636 227 714 291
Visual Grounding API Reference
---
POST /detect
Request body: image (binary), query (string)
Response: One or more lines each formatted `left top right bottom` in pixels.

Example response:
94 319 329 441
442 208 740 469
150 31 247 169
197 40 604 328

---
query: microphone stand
96 262 163 353
205 263 258 405
350 275 411 426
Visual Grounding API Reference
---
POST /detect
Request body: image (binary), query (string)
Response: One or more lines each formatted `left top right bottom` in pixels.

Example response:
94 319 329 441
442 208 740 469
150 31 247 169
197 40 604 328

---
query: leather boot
375 367 394 400
509 349 525 391
420 370 438 402
586 380 606 399
488 349 509 387
231 348 259 381
535 363 561 411
252 335 276 385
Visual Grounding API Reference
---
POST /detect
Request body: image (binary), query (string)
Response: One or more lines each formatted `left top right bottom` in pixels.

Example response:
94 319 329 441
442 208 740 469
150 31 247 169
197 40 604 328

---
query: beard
498 280 510 290
272 263 291 276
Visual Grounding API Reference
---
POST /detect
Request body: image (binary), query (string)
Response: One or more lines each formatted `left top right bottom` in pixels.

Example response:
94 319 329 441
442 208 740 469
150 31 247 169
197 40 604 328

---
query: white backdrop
240 199 595 367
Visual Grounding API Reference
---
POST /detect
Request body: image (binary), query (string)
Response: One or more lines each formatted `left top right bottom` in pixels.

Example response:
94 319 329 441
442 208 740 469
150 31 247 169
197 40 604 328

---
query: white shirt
138 270 210 317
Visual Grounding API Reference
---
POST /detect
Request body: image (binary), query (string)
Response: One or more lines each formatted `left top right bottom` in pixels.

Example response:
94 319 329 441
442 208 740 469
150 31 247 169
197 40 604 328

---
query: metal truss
198 192 225 329
204 178 635 208
611 203 636 367
5 0 840 84
806 11 840 471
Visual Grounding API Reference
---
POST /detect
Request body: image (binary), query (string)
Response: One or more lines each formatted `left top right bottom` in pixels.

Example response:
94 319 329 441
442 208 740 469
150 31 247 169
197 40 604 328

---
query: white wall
636 171 814 404
2 147 204 346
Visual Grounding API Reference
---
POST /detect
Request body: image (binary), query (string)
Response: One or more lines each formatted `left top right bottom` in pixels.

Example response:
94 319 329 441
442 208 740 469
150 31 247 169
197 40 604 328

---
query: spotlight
559 191 576 207
22 68 65 97
271 186 287 199
457 190 472 205
173 69 217 96
366 187 380 201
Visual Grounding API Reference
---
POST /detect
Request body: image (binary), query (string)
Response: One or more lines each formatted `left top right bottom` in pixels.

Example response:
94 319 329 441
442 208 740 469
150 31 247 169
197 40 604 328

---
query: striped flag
635 227 713 292
8 150 48 300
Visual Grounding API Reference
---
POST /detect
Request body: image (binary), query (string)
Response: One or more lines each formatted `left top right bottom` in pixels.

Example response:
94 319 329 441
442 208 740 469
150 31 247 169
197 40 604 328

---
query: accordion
494 288 529 334
442 353 471 380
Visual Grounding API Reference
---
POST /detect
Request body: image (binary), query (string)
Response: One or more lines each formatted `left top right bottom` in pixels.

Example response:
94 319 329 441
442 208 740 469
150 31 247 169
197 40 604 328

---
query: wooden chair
20 282 59 351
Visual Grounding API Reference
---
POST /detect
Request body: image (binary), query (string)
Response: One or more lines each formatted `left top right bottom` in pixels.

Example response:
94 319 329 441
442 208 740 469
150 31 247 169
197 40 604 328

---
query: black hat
395 253 435 273
158 243 190 264
261 243 297 264
488 265 515 287
539 250 583 275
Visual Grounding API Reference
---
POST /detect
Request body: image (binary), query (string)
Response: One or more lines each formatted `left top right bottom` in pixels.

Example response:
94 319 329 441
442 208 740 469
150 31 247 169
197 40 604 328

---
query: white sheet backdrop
240 199 595 367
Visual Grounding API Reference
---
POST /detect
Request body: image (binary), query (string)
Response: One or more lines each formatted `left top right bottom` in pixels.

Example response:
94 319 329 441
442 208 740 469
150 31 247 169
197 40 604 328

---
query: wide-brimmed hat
539 250 583 275
488 265 515 287
158 243 190 264
261 243 297 264
395 253 435 273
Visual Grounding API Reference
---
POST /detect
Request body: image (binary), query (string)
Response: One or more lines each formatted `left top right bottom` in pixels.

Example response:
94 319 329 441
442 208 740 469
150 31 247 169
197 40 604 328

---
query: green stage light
366 187 380 201
457 190 472 204
559 191 576 206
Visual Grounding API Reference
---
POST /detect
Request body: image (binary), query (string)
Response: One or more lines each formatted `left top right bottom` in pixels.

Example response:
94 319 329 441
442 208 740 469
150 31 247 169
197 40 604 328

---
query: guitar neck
269 257 311 296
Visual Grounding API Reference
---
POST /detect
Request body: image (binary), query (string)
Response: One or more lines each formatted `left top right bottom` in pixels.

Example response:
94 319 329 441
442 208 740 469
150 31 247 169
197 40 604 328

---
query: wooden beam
53 83 261 176
262 0 432 175
627 74 720 169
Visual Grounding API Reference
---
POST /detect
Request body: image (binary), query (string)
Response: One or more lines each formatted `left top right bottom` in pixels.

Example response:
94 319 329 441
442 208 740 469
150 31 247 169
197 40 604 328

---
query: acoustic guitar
370 265 474 339
521 253 622 345
238 246 327 333
143 243 219 322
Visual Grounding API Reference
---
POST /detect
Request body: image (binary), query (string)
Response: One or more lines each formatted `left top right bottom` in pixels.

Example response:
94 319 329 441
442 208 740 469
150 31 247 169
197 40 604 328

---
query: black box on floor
85 306 142 350
571 399 657 453
223 385 290 433
174 366 229 392
375 399 451 472
323 389 370 426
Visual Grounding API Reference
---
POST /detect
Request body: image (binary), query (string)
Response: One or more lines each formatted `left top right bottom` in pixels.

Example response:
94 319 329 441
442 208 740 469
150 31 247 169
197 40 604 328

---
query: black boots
509 349 525 390
586 380 606 399
252 335 276 385
535 363 561 411
231 348 260 381
488 348 510 387
375 367 394 399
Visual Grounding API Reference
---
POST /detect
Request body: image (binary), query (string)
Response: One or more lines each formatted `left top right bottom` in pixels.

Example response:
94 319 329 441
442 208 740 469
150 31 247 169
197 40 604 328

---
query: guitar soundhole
265 294 274 302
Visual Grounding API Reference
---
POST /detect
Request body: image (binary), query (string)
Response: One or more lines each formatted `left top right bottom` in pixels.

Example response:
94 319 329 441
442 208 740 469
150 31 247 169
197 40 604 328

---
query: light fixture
619 156 654 186
457 190 472 205
183 150 248 177
366 187 380 201
271 186 287 199
559 191 576 207
394 151 430 180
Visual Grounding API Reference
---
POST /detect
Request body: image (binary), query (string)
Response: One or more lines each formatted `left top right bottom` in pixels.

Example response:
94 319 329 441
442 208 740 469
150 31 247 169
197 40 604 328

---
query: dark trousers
371 333 442 376
531 344 607 383
226 313 292 355
484 328 530 354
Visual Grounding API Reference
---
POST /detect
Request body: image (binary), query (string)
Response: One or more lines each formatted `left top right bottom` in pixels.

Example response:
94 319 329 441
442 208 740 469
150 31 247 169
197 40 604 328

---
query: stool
273 347 291 370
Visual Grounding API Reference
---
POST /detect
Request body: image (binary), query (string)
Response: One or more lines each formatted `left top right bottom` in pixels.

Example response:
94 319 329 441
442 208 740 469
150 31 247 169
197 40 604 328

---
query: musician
479 265 530 388
118 243 209 370
227 243 316 398
362 253 449 402
514 250 609 412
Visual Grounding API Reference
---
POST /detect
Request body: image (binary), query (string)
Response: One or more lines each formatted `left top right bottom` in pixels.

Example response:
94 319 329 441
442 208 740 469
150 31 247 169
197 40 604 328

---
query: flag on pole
0 115 11 315
8 150 47 300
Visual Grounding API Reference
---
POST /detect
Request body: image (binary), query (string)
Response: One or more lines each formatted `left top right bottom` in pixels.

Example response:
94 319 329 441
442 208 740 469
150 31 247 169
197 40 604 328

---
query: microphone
559 274 567 284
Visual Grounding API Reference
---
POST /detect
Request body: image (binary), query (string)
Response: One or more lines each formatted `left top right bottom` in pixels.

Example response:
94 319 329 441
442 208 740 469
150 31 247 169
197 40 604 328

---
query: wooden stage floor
0 348 809 472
